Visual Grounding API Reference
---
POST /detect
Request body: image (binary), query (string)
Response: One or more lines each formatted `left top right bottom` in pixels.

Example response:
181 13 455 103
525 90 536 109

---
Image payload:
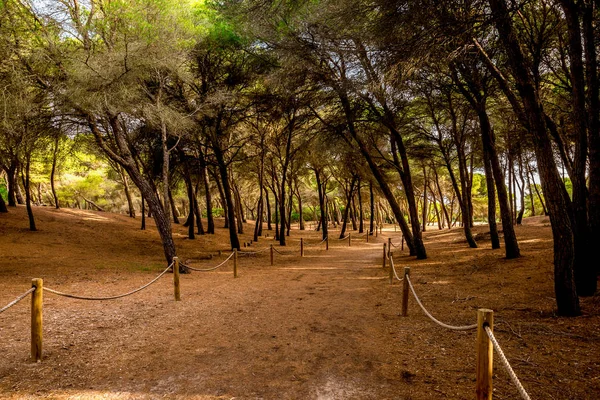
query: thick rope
406 276 477 331
390 241 400 248
238 247 270 256
45 263 173 301
304 237 328 247
485 326 532 400
272 247 294 256
0 288 35 314
389 257 403 282
184 252 235 271
337 234 350 240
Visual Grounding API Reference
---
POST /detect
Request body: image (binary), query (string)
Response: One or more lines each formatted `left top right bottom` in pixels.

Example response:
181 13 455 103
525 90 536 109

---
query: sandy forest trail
1 206 599 399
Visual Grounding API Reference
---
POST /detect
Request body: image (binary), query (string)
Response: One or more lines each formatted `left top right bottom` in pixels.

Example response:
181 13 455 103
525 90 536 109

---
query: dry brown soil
1 206 599 399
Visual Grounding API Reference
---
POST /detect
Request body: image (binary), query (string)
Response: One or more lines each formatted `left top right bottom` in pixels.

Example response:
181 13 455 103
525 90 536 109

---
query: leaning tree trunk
168 188 179 224
478 107 519 256
213 146 240 250
315 169 328 241
339 176 357 239
560 0 594 295
489 0 579 315
51 136 60 209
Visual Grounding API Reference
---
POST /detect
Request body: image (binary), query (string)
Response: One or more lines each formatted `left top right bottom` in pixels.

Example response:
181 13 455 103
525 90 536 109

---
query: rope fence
44 263 173 301
485 326 532 400
0 288 35 314
183 252 235 271
395 266 532 400
1 236 535 400
405 275 477 331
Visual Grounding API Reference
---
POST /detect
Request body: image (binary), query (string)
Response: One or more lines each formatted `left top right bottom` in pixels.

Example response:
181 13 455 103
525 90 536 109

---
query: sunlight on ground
60 208 110 222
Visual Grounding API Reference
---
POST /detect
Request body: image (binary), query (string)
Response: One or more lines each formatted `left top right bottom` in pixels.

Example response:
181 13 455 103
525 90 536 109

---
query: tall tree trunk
266 189 272 230
51 136 60 209
194 184 205 235
489 0 579 315
433 167 451 230
582 0 600 277
213 170 229 229
525 159 535 217
369 181 375 234
339 176 357 238
24 155 36 231
213 146 240 250
141 196 146 230
357 179 364 233
560 0 594 295
168 188 180 224
7 162 17 207
315 169 328 241
422 164 428 232
232 181 244 234
181 153 195 239
198 147 214 234
351 194 358 231
297 184 305 230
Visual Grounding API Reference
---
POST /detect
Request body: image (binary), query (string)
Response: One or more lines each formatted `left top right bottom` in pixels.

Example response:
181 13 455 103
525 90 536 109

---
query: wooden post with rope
270 244 274 266
233 249 238 278
382 243 387 269
300 238 304 257
173 257 181 301
389 256 394 285
402 267 410 316
31 278 43 362
476 309 494 400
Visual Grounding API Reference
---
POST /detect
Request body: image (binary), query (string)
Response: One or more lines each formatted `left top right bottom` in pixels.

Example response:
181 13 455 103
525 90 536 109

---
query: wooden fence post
366 231 369 243
382 243 387 269
402 267 410 316
388 238 391 257
301 238 304 257
376 225 378 237
270 244 274 266
389 257 394 285
348 233 351 247
233 249 238 278
401 235 404 251
326 236 329 250
31 278 43 362
173 257 181 301
476 309 494 400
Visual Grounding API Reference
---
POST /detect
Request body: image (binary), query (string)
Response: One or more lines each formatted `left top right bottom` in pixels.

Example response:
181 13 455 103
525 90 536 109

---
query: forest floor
1 206 599 400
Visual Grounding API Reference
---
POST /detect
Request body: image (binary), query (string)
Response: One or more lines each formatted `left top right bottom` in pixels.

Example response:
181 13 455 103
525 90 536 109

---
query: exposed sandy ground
0 206 599 399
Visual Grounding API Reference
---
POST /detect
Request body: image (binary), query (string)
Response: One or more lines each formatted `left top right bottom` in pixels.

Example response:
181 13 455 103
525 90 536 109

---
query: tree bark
314 168 328 241
560 0 594 295
50 136 60 209
23 155 36 231
489 0 579 315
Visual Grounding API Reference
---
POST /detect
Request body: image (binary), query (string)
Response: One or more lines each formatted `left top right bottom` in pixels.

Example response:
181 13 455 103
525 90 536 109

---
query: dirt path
1 207 599 399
